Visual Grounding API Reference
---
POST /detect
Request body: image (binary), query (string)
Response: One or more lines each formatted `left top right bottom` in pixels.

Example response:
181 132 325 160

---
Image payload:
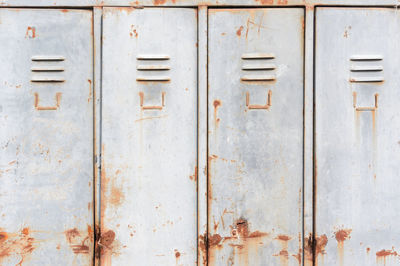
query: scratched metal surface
208 8 304 265
315 7 400 266
101 7 198 266
0 9 94 266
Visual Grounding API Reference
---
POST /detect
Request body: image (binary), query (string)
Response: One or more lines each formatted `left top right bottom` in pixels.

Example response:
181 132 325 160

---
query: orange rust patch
367 247 371 253
213 100 221 109
61 9 69 13
65 228 91 255
315 234 328 256
88 79 92 103
209 234 223 247
0 228 36 264
274 249 289 257
236 26 244 37
99 230 115 248
276 235 291 241
255 0 274 4
248 231 268 238
25 27 36 39
376 249 398 257
65 228 80 243
304 234 313 261
189 166 198 182
174 250 181 258
130 25 138 38
21 228 29 236
110 184 124 206
0 232 8 243
277 0 288 3
153 0 167 4
335 229 351 242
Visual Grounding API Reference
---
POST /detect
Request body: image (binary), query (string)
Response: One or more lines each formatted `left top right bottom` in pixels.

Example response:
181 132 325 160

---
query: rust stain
189 166 198 182
304 233 328 263
209 234 223 247
99 230 115 248
276 235 291 241
277 0 288 4
109 178 125 207
213 100 221 109
255 0 274 4
88 79 92 103
65 228 80 243
208 218 270 265
335 229 351 266
130 25 138 38
21 228 29 236
315 234 328 255
213 100 221 127
174 249 180 258
198 234 207 266
25 26 36 39
292 249 302 264
0 228 36 265
335 229 351 242
376 249 398 257
304 234 313 262
153 0 167 5
97 229 116 266
273 250 289 266
236 26 244 37
64 228 91 255
376 249 399 265
61 9 69 13
367 247 371 253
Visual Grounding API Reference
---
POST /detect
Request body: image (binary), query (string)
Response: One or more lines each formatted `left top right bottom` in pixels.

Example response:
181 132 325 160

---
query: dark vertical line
91 8 96 266
302 7 306 266
196 7 200 266
312 6 317 266
206 7 209 266
98 9 104 266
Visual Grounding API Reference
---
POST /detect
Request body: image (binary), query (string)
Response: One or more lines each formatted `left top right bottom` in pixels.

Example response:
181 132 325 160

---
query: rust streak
25 26 36 39
236 26 244 37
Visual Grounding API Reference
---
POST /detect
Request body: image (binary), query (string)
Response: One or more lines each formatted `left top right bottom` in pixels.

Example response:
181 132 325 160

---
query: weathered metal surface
0 8 94 265
208 8 304 265
101 7 198 265
1 0 400 7
315 7 400 266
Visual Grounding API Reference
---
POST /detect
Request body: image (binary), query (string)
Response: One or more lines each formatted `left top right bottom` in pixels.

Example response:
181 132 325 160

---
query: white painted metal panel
0 9 94 265
101 7 198 266
315 7 400 266
208 8 304 265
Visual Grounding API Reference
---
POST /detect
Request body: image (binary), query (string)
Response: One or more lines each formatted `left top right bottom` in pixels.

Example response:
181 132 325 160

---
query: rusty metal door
208 8 304 265
315 7 400 266
101 7 198 265
0 9 94 265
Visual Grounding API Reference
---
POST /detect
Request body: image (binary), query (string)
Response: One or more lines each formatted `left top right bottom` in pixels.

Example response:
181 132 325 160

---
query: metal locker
208 8 304 265
0 9 94 265
315 7 400 266
101 8 198 265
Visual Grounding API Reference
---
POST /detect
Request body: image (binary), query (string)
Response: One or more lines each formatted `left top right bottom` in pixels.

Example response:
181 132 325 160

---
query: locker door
0 9 94 265
208 9 304 265
315 8 400 266
101 8 198 265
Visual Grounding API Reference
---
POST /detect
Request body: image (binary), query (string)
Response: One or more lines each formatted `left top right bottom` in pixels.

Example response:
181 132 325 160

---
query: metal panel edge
93 6 103 266
303 6 314 266
2 0 400 7
197 6 208 266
